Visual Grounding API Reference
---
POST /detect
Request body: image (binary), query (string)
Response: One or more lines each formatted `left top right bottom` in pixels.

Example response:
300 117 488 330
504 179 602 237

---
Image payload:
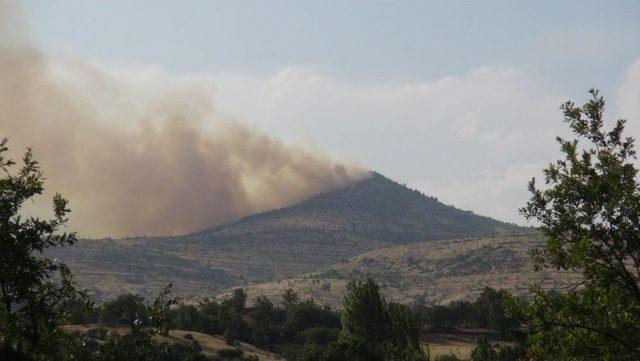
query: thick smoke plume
0 3 368 237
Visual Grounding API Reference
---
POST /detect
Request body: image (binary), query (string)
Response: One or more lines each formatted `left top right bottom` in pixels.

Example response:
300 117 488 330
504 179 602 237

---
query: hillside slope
203 172 517 243
221 233 579 307
52 172 524 301
50 239 242 301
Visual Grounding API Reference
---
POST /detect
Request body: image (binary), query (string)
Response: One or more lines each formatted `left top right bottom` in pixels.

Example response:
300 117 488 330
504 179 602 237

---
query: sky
20 0 640 225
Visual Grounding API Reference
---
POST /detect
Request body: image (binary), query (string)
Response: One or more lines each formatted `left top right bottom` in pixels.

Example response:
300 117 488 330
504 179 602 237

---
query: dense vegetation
61 283 524 361
413 287 521 338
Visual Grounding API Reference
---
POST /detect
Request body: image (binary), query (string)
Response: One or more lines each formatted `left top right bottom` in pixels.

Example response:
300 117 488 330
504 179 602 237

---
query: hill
50 239 242 301
219 233 579 307
51 172 525 301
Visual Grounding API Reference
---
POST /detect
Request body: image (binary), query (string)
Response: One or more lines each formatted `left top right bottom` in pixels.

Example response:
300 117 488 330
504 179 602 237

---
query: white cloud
412 162 546 225
205 60 640 224
206 65 571 223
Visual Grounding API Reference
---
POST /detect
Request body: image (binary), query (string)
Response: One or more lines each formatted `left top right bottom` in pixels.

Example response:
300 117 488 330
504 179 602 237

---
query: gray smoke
0 2 368 237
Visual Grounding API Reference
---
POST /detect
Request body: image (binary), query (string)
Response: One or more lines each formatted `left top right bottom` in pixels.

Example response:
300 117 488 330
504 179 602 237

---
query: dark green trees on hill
326 279 427 361
285 281 426 361
413 287 521 339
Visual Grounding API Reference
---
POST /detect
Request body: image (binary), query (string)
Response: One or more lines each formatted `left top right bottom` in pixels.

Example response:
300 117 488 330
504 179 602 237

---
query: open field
424 328 514 360
62 325 280 361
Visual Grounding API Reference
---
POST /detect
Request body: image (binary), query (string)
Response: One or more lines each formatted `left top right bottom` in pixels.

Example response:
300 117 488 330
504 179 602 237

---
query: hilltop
51 172 525 301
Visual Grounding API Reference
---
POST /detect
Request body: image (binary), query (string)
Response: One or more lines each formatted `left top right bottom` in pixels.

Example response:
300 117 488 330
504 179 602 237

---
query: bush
295 327 339 346
86 327 108 340
100 293 148 326
217 348 244 358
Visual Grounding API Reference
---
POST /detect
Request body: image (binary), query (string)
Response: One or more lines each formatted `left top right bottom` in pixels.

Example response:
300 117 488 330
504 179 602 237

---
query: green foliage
412 287 520 338
282 288 300 307
217 289 250 343
329 279 428 361
86 327 108 340
61 297 99 324
159 280 426 361
248 296 277 346
170 304 204 332
0 139 211 361
0 139 89 360
295 327 339 347
470 337 497 361
474 288 520 338
341 279 392 343
78 285 193 361
283 299 340 340
100 293 147 326
469 336 524 361
519 90 640 360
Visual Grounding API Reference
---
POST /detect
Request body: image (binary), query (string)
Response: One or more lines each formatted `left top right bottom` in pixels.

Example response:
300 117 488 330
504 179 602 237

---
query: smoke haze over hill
0 1 367 237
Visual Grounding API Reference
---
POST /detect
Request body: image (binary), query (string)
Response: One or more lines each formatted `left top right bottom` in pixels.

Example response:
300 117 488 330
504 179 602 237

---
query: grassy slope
219 233 579 307
48 239 242 301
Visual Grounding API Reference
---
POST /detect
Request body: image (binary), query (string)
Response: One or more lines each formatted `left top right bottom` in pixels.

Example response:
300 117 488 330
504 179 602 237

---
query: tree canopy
0 138 89 359
518 89 640 360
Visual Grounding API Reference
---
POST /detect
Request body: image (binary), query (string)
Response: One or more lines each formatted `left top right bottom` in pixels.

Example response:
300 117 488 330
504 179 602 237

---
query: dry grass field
61 325 280 360
219 233 580 307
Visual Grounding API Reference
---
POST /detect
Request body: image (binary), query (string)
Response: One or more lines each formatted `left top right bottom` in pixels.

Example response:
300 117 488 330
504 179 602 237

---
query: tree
95 285 183 361
340 279 391 344
330 279 428 361
100 294 147 326
470 337 498 361
0 138 89 359
282 288 300 309
248 296 277 346
469 336 524 361
0 140 205 361
449 300 474 328
474 288 519 338
519 89 640 359
218 289 249 343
